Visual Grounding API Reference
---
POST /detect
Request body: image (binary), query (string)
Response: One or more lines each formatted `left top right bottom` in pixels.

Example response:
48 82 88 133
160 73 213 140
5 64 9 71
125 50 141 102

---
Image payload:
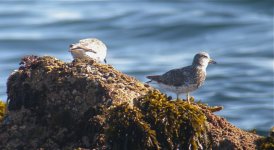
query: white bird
69 38 107 63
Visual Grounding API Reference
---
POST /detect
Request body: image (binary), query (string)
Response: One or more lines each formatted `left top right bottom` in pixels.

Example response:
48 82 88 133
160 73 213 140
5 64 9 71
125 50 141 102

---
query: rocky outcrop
0 56 264 149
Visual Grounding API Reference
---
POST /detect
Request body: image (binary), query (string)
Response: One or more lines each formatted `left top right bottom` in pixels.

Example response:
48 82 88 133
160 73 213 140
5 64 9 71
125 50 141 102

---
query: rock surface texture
0 56 263 149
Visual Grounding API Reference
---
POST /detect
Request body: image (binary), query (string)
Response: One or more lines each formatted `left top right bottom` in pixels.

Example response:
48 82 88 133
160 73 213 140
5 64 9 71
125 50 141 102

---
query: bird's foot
187 99 190 104
190 96 195 102
185 97 194 104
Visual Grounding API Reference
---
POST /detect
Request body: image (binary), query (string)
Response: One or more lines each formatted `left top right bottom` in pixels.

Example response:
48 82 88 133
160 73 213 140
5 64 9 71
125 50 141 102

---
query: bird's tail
146 75 161 83
145 80 152 84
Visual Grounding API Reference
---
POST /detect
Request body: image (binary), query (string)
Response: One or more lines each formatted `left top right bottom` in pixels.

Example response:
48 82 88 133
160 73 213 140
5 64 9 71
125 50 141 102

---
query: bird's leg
186 93 190 104
176 93 179 100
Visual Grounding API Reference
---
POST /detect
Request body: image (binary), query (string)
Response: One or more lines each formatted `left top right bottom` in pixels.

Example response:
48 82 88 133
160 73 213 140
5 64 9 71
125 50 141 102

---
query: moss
0 101 6 122
107 90 207 149
257 127 274 150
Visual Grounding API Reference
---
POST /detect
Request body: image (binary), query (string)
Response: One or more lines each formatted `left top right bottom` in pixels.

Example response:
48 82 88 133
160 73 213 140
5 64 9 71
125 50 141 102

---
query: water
0 1 273 135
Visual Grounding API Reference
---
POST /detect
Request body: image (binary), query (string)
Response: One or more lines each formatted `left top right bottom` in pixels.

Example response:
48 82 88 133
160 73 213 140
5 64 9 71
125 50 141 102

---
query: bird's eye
70 44 74 48
202 55 208 58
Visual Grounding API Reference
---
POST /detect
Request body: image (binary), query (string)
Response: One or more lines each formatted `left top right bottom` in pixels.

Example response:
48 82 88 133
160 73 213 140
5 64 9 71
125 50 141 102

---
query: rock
0 55 265 149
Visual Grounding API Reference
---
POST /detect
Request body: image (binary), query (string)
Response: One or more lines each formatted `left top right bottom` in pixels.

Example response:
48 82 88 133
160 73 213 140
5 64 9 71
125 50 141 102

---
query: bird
69 38 107 63
146 52 216 103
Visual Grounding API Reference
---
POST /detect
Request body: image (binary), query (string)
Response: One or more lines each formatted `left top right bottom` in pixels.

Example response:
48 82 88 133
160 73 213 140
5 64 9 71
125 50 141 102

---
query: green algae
0 101 6 122
107 90 208 149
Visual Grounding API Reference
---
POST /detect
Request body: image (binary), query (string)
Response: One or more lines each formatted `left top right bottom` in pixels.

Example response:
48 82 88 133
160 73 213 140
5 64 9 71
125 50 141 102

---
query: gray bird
147 52 216 103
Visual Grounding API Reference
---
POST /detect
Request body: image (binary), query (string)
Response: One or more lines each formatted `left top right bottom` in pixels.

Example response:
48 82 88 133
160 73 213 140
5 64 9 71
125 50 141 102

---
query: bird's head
192 52 217 67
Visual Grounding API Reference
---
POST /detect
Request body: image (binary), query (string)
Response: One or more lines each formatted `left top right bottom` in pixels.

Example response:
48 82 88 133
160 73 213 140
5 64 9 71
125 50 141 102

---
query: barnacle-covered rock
8 56 150 111
0 55 262 149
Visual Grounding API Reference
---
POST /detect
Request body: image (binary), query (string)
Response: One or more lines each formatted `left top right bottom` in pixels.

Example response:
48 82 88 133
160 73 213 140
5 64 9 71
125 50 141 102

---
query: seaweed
257 127 274 150
136 90 207 149
0 101 6 122
107 90 208 150
19 55 39 71
106 103 159 150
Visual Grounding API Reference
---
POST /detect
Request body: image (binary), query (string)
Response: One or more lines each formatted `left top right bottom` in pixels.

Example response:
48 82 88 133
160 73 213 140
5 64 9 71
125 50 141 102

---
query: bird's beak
77 45 97 53
209 59 217 64
69 44 75 52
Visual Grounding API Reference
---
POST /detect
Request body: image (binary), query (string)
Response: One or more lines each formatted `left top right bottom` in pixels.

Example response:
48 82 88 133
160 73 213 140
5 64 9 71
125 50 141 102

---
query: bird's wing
160 66 193 86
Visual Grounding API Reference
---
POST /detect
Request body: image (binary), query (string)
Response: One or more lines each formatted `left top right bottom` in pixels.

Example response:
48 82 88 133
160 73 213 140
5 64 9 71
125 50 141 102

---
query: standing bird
69 38 107 63
146 52 216 103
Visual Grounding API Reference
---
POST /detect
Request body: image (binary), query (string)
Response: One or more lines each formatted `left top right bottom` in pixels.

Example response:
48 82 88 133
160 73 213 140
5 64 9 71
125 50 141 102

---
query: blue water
0 1 273 135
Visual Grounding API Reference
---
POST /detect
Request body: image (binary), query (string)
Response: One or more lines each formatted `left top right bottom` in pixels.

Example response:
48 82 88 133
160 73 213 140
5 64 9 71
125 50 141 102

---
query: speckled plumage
147 52 216 103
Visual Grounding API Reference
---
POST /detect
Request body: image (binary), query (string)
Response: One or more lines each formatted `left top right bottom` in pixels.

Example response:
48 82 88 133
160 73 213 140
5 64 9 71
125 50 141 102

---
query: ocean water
0 1 273 135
